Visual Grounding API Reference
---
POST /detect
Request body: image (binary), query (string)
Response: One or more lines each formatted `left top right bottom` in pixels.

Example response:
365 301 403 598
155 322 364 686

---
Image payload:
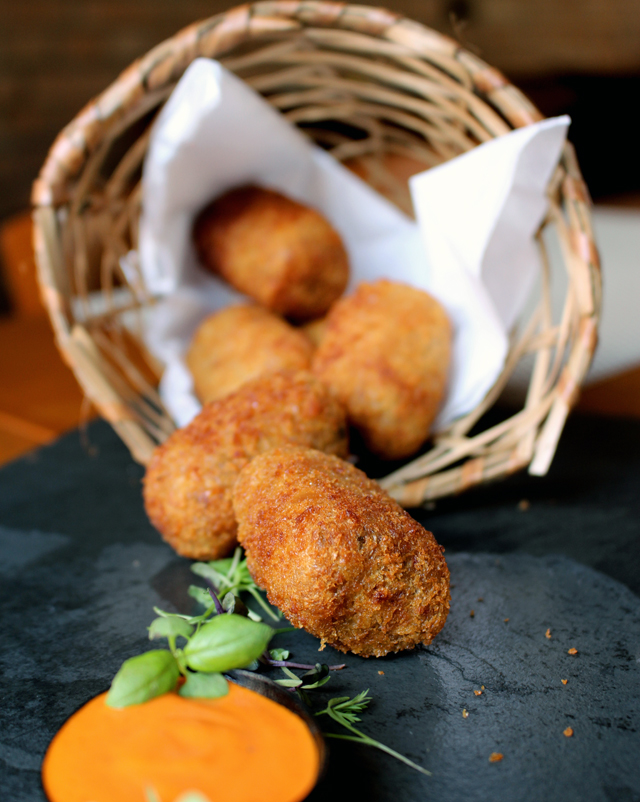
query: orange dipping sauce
42 682 320 802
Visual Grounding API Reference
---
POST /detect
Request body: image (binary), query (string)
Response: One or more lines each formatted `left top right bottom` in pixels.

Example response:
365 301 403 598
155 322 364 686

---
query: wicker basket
31 1 601 507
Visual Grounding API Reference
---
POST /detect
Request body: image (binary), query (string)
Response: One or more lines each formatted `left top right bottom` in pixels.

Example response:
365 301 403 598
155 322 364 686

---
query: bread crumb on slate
489 752 504 763
568 648 578 655
563 727 574 737
562 679 568 685
546 628 552 639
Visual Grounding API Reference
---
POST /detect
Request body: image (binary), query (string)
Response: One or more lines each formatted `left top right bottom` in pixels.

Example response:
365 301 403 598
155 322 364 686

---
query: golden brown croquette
193 186 349 322
312 279 451 459
233 446 450 657
143 373 348 561
186 304 313 404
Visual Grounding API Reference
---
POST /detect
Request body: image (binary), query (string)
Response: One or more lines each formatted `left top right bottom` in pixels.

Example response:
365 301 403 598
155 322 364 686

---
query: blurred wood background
1 0 639 464
2 0 640 224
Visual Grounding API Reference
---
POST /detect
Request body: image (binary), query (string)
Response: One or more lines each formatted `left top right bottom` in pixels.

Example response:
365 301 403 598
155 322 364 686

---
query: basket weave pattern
32 1 601 506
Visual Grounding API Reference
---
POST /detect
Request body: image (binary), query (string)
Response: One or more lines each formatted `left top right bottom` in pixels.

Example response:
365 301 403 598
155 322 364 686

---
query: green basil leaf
148 616 194 641
106 650 179 708
178 671 229 699
183 614 273 673
269 648 290 661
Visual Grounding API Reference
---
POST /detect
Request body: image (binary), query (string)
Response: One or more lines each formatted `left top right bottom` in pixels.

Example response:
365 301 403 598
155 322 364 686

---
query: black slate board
1 414 640 802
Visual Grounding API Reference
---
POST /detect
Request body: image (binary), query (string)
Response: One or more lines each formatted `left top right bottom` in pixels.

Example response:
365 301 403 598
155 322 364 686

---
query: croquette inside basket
31 0 601 507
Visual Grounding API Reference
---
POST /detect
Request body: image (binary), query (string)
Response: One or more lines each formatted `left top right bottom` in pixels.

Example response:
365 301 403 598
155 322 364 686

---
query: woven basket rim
31 0 602 505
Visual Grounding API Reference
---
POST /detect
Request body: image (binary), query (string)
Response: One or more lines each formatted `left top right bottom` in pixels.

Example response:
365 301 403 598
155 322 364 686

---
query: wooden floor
0 210 639 467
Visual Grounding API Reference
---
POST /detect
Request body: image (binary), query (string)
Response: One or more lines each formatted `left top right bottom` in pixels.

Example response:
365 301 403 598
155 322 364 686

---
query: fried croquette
186 304 313 404
300 316 327 349
233 446 450 657
193 186 349 322
143 372 348 561
312 279 451 460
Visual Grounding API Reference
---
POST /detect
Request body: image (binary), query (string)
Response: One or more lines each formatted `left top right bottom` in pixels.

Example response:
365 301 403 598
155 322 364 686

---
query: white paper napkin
137 57 569 430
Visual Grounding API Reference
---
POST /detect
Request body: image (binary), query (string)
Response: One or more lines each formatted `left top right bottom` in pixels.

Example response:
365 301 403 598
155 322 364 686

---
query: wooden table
0 213 91 465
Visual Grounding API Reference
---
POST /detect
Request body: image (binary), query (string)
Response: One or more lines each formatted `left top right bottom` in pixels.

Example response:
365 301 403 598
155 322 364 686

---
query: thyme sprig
315 691 431 777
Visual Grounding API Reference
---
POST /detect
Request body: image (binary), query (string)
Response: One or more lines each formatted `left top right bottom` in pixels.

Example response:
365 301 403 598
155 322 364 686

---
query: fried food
300 316 327 349
193 186 349 322
312 279 451 459
186 304 313 404
143 372 348 561
234 446 450 657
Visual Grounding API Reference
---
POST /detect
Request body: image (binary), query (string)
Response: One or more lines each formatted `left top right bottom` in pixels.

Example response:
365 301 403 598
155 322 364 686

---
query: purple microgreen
208 585 226 616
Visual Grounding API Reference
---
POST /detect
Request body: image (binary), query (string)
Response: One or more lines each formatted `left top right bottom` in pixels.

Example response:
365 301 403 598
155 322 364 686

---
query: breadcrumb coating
193 186 349 322
234 446 450 657
143 373 348 560
187 304 313 404
312 279 451 459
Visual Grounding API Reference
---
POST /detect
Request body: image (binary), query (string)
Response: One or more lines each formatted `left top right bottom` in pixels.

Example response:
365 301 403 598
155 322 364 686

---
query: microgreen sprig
190 548 280 622
316 691 431 777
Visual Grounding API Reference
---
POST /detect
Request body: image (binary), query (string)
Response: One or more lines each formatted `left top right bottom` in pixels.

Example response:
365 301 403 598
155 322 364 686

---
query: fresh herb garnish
108 549 428 778
190 548 280 621
315 691 431 776
183 614 273 673
178 671 229 699
108 599 276 708
106 650 181 709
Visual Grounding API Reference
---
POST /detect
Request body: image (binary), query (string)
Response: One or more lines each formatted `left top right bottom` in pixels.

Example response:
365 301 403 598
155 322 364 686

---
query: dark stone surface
1 415 640 802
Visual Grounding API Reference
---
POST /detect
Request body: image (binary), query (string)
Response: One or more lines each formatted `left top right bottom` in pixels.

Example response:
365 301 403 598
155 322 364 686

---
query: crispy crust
143 373 348 560
312 279 451 459
186 304 313 404
193 186 349 322
233 446 450 657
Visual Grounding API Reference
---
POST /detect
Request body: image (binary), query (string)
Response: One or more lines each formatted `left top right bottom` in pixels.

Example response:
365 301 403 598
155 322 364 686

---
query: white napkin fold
137 57 569 431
